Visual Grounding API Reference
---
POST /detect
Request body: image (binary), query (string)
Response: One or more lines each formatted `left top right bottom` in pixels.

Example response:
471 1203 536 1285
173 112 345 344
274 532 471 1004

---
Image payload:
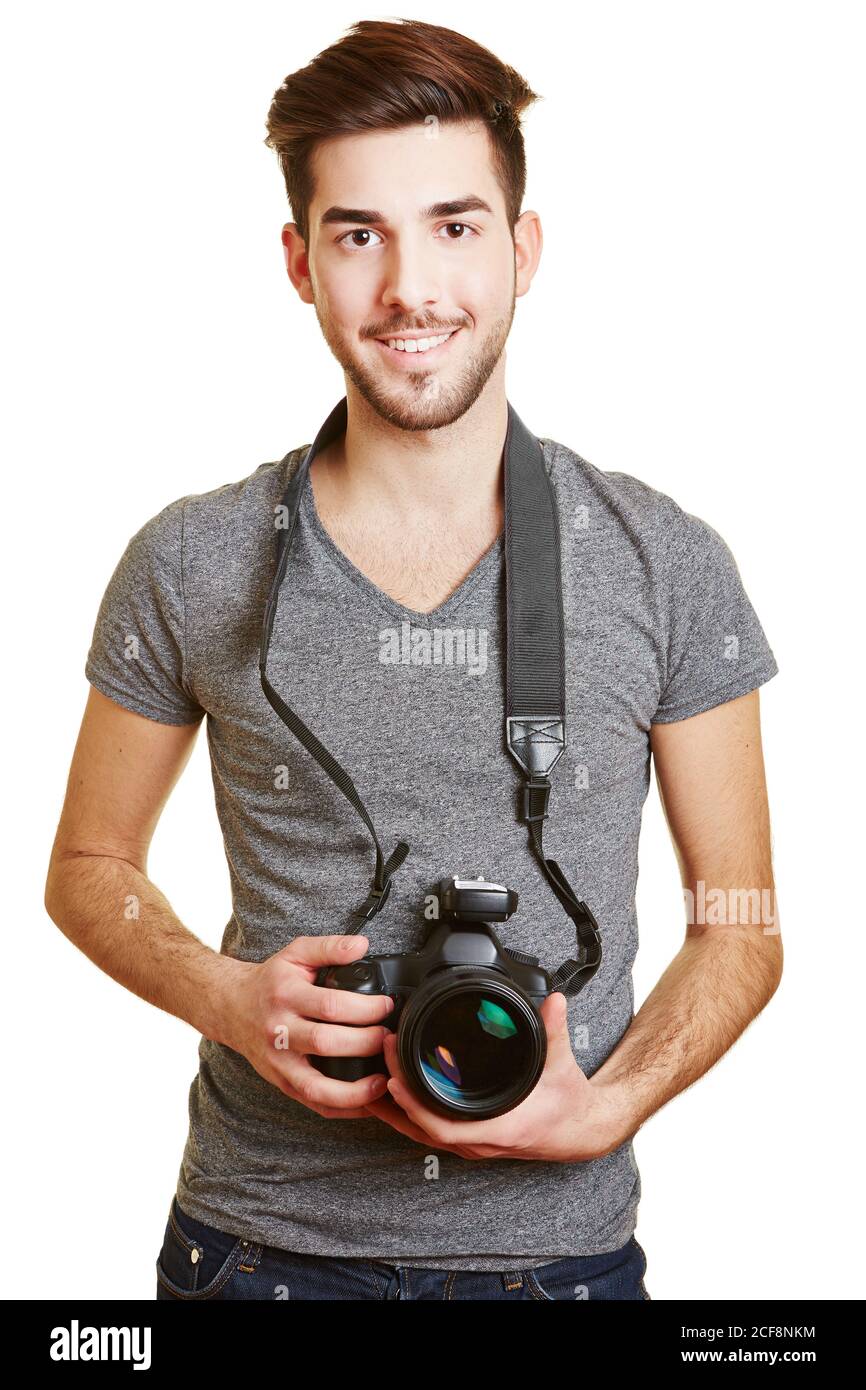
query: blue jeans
156 1196 651 1301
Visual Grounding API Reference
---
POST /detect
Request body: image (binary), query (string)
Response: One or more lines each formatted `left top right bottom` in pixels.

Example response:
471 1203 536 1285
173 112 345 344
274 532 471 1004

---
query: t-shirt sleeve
84 498 206 726
652 498 779 724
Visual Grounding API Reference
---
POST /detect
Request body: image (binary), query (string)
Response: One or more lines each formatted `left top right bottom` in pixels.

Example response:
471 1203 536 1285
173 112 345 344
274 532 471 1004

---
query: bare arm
591 688 783 1146
44 686 395 1117
44 686 235 1042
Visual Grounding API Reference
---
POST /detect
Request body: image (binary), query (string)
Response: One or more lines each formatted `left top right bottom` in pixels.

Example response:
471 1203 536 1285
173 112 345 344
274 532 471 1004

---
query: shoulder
125 447 310 570
174 448 308 533
541 435 723 567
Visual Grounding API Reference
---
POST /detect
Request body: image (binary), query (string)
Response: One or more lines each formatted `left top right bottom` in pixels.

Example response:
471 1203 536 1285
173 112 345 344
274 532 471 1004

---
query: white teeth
384 331 454 353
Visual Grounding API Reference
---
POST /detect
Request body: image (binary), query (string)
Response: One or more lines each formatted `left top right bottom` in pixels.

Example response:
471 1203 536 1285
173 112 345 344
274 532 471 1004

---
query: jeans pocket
155 1198 249 1301
632 1235 652 1300
523 1237 649 1302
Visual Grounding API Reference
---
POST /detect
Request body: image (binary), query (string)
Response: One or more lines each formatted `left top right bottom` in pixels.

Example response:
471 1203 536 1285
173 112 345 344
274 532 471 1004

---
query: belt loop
501 1270 524 1291
238 1240 263 1274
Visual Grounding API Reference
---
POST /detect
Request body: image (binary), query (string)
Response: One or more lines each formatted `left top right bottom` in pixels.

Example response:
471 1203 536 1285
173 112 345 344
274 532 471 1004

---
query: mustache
366 322 465 338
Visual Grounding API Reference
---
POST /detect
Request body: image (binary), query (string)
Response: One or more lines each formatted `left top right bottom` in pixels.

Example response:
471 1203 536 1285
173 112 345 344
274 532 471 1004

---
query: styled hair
264 18 541 246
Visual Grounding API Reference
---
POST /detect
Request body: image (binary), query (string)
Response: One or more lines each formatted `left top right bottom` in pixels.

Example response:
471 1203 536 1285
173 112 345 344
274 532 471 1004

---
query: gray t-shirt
84 398 778 1270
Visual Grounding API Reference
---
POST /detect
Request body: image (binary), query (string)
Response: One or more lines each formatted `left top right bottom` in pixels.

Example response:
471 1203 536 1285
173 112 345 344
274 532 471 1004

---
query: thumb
540 990 573 1064
271 932 370 978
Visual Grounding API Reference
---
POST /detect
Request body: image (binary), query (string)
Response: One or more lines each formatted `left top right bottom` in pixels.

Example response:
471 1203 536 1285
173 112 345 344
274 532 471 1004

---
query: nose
380 237 442 317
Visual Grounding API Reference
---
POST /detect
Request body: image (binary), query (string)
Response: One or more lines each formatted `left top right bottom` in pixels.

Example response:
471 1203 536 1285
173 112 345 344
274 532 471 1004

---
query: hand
362 991 623 1161
217 935 393 1119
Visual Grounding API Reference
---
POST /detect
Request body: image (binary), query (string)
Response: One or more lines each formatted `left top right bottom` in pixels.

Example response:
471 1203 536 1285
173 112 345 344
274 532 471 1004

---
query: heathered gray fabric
84 399 778 1270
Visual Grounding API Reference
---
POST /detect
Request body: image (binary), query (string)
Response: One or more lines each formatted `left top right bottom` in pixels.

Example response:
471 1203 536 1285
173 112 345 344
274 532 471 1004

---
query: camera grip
310 1052 388 1081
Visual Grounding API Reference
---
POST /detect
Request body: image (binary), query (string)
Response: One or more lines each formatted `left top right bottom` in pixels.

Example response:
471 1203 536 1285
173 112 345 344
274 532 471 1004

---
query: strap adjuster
522 779 551 825
352 876 393 921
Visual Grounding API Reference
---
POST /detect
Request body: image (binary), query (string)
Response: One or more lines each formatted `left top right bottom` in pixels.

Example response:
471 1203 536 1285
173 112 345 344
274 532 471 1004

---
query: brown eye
437 223 477 241
337 228 384 249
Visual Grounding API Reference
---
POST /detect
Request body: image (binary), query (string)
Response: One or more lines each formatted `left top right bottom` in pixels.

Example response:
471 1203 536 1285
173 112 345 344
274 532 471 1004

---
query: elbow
762 931 784 1003
43 868 61 925
43 852 69 925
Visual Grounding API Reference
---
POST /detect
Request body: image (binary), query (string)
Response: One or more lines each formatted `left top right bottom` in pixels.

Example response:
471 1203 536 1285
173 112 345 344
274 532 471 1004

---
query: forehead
308 121 504 220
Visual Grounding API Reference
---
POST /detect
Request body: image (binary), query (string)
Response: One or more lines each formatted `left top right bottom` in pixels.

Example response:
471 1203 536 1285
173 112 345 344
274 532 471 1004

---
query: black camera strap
259 396 602 996
501 405 603 996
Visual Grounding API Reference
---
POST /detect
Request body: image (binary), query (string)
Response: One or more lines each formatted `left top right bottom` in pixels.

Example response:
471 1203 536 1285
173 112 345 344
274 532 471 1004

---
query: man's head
265 19 543 431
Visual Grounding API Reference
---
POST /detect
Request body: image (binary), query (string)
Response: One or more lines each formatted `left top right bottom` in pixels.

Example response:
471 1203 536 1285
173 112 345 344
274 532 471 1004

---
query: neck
309 380 509 532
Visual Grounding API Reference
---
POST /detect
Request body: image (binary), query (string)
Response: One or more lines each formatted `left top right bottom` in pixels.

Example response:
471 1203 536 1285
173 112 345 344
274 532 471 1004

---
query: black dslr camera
311 875 559 1120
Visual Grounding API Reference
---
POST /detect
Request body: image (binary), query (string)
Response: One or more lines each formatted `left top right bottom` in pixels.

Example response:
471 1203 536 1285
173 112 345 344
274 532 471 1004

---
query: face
282 121 542 432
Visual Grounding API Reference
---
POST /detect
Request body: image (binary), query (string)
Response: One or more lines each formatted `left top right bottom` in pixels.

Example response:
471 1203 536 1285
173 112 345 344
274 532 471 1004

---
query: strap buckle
522 779 551 825
352 876 393 921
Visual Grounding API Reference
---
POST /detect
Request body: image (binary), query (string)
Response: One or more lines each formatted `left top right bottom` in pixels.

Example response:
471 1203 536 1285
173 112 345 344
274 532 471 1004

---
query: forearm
590 925 783 1148
44 853 242 1045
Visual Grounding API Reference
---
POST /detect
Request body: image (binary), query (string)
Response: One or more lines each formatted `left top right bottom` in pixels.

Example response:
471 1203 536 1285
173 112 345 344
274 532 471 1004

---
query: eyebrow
320 196 494 227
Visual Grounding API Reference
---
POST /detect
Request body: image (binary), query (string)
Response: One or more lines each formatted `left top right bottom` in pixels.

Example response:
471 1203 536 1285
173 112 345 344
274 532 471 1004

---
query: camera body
311 875 557 1119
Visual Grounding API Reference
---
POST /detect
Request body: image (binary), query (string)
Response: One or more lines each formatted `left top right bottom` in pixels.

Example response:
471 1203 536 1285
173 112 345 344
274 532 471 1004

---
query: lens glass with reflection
417 990 535 1104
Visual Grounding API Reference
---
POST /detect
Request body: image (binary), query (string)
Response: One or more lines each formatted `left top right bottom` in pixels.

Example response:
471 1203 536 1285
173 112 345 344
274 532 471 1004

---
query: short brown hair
264 18 541 246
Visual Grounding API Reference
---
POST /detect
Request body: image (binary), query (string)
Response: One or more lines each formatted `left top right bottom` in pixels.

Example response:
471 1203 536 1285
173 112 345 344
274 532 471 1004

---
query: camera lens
398 973 546 1119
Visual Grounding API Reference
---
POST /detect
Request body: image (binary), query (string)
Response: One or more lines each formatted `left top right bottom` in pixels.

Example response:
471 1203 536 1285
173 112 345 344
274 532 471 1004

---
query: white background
3 1 863 1301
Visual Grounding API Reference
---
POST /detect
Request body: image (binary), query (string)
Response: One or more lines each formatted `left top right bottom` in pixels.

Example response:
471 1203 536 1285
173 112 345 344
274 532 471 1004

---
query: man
44 19 781 1302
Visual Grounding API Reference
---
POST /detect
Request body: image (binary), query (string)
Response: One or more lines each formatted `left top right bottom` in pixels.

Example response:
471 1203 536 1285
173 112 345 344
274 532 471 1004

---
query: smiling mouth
373 328 461 360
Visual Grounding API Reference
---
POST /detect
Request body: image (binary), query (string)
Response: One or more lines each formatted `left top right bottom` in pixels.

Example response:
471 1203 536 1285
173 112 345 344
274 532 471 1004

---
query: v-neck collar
297 397 505 625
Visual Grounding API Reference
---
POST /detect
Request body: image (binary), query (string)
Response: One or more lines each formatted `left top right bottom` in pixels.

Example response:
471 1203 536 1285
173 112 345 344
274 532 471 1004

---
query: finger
381 1030 406 1078
364 1095 501 1158
409 1083 517 1148
381 1040 503 1142
363 1095 458 1148
312 1106 376 1120
291 978 395 1027
280 1055 389 1110
275 933 370 976
382 1075 485 1145
281 1015 391 1058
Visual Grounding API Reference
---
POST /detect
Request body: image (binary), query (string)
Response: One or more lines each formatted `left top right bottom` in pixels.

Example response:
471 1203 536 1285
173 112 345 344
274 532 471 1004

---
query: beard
310 277 516 433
